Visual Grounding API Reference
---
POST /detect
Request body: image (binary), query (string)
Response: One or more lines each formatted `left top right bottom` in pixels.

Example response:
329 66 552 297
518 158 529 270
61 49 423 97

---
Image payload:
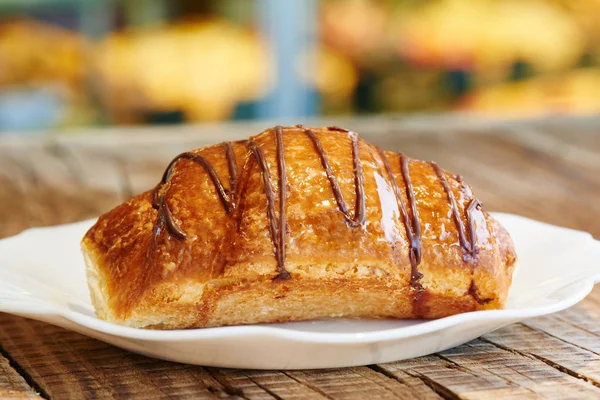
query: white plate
0 213 599 369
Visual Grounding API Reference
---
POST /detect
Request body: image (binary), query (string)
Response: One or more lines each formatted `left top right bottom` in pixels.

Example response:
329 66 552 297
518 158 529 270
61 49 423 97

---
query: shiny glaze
152 126 486 302
152 142 239 240
248 126 290 281
433 163 489 304
466 198 483 256
377 148 424 309
466 199 491 304
432 163 473 255
304 127 366 227
431 164 483 258
153 126 368 280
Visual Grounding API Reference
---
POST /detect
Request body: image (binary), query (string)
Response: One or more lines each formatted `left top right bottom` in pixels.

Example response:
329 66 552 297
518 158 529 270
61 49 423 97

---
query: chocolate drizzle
223 141 239 202
152 142 239 240
304 128 366 227
248 126 290 281
433 163 491 304
377 148 424 304
433 163 483 256
432 163 474 255
466 198 482 255
152 126 490 303
401 155 422 273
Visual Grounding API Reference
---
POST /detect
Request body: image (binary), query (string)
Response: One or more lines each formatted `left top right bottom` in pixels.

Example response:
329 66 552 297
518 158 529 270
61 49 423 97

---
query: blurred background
1 0 600 133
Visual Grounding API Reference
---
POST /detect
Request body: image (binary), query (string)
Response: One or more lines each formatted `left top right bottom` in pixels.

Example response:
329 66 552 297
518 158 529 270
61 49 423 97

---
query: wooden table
1 115 599 399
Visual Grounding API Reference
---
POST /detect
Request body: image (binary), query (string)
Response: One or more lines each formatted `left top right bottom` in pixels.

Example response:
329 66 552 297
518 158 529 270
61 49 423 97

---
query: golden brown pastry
82 125 517 329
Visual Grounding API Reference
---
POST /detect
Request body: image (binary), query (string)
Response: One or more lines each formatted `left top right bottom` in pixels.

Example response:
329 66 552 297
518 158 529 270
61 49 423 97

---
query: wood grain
0 115 599 399
0 352 40 399
483 324 600 387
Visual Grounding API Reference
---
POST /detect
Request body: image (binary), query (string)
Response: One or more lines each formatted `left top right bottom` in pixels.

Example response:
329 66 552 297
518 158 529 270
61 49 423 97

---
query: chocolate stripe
433 164 490 304
466 198 482 255
275 126 290 280
223 141 239 208
248 127 290 280
433 163 481 256
377 149 426 316
432 162 472 253
304 128 366 227
401 154 422 268
153 145 238 240
376 149 422 277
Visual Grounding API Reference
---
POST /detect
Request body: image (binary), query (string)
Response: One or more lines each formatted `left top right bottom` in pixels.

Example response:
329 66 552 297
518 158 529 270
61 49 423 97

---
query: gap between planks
0 343 43 399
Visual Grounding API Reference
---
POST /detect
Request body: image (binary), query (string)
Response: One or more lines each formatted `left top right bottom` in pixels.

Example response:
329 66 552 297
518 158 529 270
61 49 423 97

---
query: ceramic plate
0 213 598 369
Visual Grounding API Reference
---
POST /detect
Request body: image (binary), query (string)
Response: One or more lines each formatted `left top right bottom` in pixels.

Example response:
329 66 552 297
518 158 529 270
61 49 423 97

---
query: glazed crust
81 126 517 329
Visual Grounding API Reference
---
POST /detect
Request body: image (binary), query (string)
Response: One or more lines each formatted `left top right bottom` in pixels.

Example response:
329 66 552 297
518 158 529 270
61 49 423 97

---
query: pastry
82 125 517 329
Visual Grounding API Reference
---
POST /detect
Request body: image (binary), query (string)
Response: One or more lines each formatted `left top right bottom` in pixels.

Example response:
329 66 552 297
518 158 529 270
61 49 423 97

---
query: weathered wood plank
0 352 41 399
0 315 283 399
209 369 328 400
286 367 443 400
0 313 448 400
0 145 123 236
378 337 600 399
483 323 600 386
377 355 537 399
554 307 600 339
524 309 600 356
